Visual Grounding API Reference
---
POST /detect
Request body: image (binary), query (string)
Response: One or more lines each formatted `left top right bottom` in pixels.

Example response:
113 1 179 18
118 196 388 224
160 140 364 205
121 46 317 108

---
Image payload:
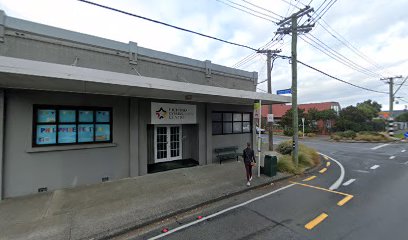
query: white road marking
342 179 356 186
371 144 389 150
389 156 396 159
318 152 345 190
148 183 295 239
370 165 380 170
150 153 346 239
402 150 406 153
353 170 370 173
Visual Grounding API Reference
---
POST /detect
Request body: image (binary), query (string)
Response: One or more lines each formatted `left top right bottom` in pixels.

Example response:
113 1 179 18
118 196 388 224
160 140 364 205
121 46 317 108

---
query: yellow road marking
326 162 331 167
337 195 353 206
303 176 316 182
324 156 329 160
305 213 328 230
291 182 354 206
319 168 327 174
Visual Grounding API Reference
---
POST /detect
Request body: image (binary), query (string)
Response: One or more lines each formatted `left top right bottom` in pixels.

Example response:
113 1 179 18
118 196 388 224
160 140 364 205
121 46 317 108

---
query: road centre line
402 150 406 153
148 183 295 239
305 213 328 230
291 182 353 206
370 165 380 170
319 168 327 174
303 176 316 181
318 152 345 190
389 156 395 159
371 144 389 150
342 179 356 186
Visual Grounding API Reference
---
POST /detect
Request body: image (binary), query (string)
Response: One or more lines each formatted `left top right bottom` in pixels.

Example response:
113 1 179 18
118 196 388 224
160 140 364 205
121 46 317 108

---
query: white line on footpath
342 179 356 186
389 156 396 159
318 152 345 190
371 144 389 150
402 150 406 153
370 165 380 170
148 183 295 240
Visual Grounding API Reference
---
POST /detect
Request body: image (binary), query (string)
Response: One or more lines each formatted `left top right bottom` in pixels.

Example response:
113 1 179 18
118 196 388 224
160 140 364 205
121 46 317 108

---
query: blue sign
78 124 94 142
79 110 94 122
36 125 57 144
58 124 77 143
404 132 408 138
277 89 292 95
95 124 110 141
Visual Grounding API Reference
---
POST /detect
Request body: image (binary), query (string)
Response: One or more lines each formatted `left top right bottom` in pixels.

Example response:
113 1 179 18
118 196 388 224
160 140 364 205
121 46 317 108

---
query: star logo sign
155 107 167 119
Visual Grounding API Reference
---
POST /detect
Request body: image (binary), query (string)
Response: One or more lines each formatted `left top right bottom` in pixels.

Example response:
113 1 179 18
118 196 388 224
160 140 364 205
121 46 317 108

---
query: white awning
0 56 291 105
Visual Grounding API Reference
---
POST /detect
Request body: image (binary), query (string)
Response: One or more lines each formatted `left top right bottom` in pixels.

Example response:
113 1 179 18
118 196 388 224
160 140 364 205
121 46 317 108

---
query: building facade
262 102 340 134
0 11 290 198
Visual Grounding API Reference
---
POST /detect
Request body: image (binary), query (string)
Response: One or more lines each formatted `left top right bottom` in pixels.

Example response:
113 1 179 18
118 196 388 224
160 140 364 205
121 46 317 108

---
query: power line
300 34 382 78
306 34 383 77
216 0 280 23
280 0 303 9
77 0 258 51
241 0 284 18
318 18 393 76
277 55 388 94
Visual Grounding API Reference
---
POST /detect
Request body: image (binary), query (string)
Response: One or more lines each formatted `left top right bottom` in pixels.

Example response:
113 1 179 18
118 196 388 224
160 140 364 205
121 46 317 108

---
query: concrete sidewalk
0 160 290 240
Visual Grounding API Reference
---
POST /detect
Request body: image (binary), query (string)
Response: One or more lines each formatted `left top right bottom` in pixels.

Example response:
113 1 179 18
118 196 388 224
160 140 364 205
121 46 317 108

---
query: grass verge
276 140 320 174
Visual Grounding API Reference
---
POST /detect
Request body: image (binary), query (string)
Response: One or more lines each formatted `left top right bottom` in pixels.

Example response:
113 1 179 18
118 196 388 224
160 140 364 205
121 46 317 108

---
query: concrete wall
0 32 256 91
206 103 254 163
3 89 130 197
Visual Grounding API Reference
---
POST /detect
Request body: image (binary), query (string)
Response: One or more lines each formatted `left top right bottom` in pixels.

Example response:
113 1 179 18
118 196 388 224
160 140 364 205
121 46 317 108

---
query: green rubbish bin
263 155 277 177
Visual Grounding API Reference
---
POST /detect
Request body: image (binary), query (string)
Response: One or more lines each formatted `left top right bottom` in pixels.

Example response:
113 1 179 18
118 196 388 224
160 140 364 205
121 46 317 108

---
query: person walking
243 142 256 186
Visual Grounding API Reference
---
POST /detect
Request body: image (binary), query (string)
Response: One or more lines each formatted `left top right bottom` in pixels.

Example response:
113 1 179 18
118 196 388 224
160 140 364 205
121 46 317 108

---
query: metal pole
291 14 299 167
258 100 262 177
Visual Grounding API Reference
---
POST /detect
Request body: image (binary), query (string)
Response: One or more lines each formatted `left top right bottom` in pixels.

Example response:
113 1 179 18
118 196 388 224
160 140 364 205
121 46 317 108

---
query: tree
280 108 305 129
356 100 382 120
396 112 408 122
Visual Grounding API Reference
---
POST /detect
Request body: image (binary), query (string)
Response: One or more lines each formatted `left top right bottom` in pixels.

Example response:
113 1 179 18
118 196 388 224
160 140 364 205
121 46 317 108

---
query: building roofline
1 10 257 80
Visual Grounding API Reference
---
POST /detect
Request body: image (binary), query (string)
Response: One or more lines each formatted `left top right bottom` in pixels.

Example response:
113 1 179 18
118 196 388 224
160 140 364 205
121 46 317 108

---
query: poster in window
37 109 56 123
79 110 94 122
59 110 76 122
58 125 77 143
36 125 56 145
95 124 110 141
78 124 94 142
96 111 110 122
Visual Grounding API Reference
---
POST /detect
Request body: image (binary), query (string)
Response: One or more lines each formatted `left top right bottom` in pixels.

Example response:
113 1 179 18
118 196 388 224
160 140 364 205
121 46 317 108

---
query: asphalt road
135 138 408 240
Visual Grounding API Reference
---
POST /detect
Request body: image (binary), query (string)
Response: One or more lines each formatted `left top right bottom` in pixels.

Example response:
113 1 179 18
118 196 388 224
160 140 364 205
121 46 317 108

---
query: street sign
276 89 292 95
404 132 408 138
253 102 261 118
267 114 274 122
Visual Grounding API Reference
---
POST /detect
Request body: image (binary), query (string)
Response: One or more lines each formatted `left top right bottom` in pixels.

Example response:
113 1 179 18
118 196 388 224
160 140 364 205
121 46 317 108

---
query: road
135 137 408 240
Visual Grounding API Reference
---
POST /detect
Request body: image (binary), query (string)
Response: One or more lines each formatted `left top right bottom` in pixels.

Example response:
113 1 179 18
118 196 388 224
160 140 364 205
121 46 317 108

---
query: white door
154 125 182 163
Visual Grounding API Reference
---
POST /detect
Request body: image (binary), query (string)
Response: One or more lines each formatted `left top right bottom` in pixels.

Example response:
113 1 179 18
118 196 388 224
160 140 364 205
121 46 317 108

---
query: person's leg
244 163 250 181
249 164 252 179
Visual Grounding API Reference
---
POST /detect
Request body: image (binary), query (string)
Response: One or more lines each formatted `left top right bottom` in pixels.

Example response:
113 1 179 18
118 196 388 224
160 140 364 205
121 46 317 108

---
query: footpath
0 159 290 240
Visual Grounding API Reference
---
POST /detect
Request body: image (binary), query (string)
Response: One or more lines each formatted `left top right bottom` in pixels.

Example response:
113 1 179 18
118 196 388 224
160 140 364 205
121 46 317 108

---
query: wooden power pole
257 49 281 151
277 6 314 167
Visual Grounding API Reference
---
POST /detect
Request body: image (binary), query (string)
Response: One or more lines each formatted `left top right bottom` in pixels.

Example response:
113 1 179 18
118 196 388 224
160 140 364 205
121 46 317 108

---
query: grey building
0 10 290 199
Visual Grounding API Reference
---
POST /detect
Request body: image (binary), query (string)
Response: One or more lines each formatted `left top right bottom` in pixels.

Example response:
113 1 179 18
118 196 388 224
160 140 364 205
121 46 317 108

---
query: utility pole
277 6 314 167
381 75 402 136
257 49 281 151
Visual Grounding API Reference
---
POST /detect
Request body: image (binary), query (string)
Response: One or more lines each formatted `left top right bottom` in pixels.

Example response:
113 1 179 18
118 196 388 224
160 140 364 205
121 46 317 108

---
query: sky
0 0 407 110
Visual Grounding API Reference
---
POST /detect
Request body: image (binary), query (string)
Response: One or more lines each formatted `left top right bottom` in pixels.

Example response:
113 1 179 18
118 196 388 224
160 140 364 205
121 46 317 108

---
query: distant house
262 102 341 134
378 110 407 119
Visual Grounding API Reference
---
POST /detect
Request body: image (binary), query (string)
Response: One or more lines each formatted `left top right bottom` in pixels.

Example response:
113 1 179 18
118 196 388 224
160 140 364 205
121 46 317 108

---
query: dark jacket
243 147 256 164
